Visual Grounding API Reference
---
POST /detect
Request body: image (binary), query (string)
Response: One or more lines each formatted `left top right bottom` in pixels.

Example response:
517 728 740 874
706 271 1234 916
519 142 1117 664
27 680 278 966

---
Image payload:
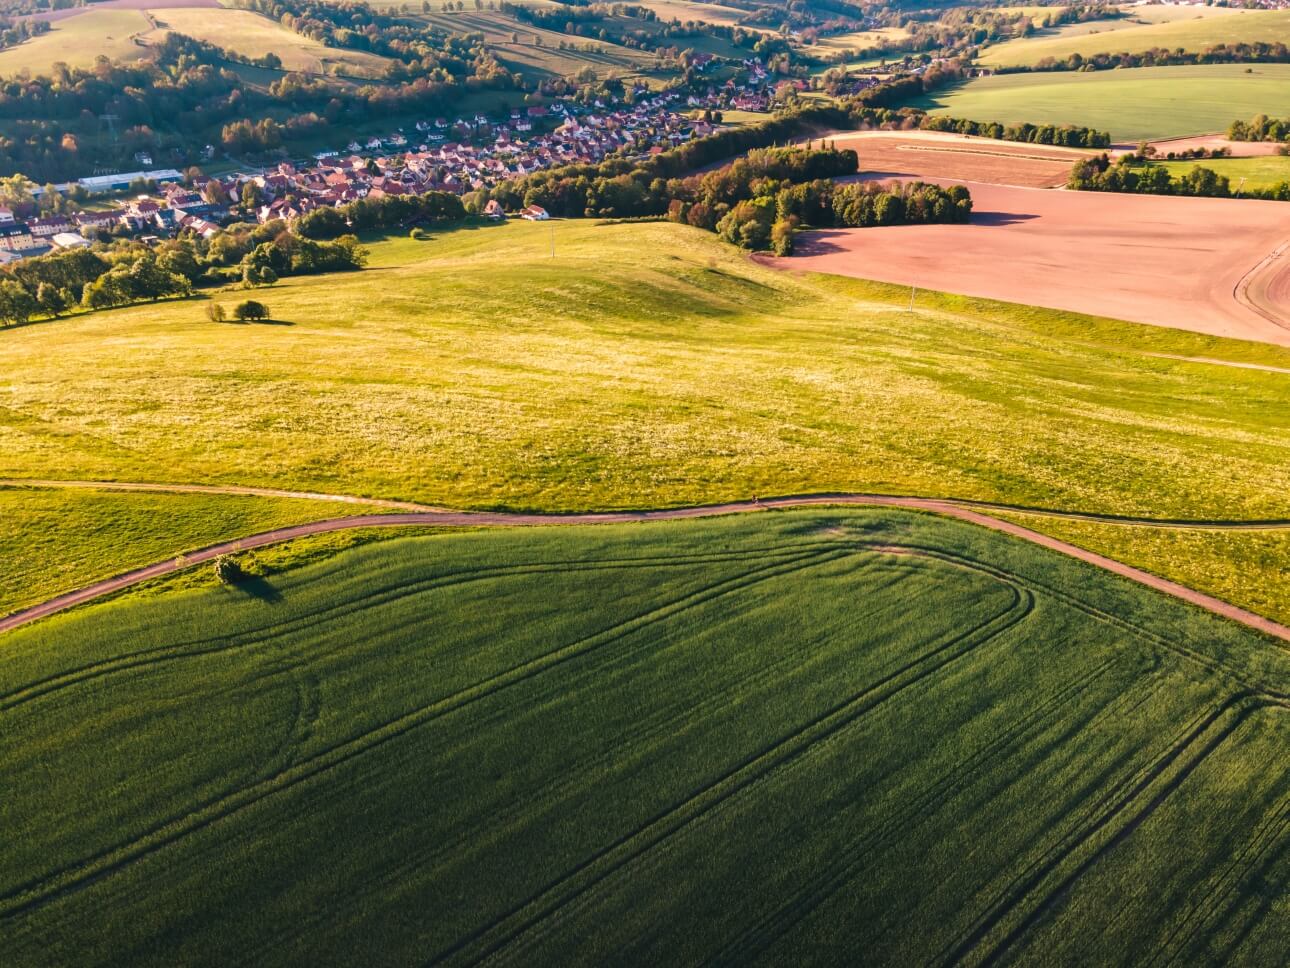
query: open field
418 10 660 80
633 0 750 27
0 4 392 78
146 8 393 76
817 129 1088 188
800 26 910 56
2 509 1286 965
0 487 394 618
995 508 1290 627
0 9 152 74
4 221 1290 621
1154 154 1290 191
780 181 1290 346
979 8 1287 67
21 0 220 21
2 220 1289 522
917 64 1290 142
1139 134 1285 158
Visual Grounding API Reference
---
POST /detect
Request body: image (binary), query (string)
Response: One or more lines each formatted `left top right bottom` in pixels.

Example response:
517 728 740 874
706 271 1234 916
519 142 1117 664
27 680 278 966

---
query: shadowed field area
2 509 1287 966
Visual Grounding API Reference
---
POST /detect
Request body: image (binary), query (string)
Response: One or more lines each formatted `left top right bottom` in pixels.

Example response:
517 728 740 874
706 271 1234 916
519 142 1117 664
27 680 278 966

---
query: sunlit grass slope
0 487 370 616
2 509 1286 966
2 220 1287 522
917 64 1290 140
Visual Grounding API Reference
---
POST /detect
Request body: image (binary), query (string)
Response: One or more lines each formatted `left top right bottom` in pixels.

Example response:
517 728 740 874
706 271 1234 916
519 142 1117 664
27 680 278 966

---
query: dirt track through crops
3 484 1287 642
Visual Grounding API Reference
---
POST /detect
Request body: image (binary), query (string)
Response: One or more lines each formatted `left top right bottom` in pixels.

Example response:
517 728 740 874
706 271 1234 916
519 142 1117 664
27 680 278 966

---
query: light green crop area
1155 155 1290 190
917 64 1290 140
2 509 1285 965
980 9 1290 67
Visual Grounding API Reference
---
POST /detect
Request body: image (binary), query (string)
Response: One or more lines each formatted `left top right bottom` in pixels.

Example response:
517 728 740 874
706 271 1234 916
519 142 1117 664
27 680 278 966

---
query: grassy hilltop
3 219 1289 619
3 509 1286 966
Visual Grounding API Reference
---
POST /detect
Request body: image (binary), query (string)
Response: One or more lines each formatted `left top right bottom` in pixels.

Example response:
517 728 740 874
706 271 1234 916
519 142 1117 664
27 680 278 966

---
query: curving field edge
2 491 1288 643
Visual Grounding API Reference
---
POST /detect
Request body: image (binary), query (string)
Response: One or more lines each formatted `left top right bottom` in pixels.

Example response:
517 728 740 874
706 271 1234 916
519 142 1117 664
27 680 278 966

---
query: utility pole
550 223 555 258
909 284 916 312
1237 176 1247 198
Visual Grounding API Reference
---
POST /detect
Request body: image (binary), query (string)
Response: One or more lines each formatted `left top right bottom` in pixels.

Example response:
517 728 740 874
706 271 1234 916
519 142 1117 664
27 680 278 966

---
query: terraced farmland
2 509 1287 965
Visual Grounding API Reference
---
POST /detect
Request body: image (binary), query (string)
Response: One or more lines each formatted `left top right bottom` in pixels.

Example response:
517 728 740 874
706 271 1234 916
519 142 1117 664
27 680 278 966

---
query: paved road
3 492 1288 642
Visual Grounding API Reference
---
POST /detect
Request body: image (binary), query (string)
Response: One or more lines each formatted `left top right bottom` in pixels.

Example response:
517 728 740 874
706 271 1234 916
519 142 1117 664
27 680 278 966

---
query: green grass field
979 8 1286 67
3 220 1289 620
996 510 1290 627
2 509 1286 965
917 64 1290 141
0 6 391 79
148 8 392 77
0 9 151 75
1154 154 1290 191
417 9 660 80
0 487 374 617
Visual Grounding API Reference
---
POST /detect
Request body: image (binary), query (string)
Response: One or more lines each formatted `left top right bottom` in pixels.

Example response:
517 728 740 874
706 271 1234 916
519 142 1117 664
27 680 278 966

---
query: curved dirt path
5 479 1290 529
2 494 1288 643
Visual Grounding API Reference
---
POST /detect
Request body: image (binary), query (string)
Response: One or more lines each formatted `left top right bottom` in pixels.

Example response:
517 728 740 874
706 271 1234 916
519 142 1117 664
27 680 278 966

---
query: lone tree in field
213 555 243 585
205 302 226 322
231 299 270 322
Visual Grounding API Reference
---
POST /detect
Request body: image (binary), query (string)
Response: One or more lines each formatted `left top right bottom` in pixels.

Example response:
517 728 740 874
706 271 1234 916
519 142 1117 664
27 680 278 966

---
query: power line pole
550 223 555 258
909 284 916 312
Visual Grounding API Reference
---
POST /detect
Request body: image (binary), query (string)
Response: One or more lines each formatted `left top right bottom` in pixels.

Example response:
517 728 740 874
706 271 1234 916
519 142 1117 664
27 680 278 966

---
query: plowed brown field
812 130 1091 188
773 182 1290 346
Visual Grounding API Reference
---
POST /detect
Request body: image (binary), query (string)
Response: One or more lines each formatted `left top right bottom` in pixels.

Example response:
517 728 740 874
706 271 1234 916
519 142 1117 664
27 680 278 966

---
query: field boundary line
2 493 1289 643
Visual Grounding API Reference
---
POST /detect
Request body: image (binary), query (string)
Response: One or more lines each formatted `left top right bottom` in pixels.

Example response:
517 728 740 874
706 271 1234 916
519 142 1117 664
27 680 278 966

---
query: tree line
1000 41 1290 75
0 217 373 327
1228 114 1290 143
1068 153 1290 201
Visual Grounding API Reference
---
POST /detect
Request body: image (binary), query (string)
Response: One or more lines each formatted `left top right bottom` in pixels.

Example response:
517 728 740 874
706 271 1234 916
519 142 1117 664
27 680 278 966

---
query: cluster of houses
0 189 228 261
0 69 788 258
228 95 715 224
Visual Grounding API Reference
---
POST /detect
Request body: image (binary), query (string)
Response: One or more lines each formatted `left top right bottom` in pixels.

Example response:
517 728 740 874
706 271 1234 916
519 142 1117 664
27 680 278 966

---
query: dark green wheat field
2 510 1286 966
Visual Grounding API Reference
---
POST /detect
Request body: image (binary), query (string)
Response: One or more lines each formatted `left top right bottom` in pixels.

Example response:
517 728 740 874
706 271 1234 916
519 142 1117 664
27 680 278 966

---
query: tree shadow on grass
224 317 295 326
227 573 283 603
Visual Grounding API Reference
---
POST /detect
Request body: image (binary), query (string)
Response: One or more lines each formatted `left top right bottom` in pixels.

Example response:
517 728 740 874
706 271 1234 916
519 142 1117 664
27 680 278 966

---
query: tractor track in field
2 482 1289 642
429 577 1036 967
0 550 837 923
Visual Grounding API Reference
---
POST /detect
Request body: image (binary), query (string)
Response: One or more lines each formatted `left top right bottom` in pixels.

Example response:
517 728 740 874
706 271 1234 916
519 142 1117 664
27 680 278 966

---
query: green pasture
0 487 374 618
3 219 1290 619
417 9 659 80
0 6 391 79
979 8 1288 67
996 510 1290 627
0 10 151 75
1154 154 1290 191
149 8 392 77
2 509 1285 965
917 64 1290 141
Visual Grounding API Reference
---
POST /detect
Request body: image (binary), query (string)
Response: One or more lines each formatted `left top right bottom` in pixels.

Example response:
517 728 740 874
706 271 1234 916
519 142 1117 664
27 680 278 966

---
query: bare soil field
1136 135 1285 158
773 182 1290 346
813 131 1089 188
